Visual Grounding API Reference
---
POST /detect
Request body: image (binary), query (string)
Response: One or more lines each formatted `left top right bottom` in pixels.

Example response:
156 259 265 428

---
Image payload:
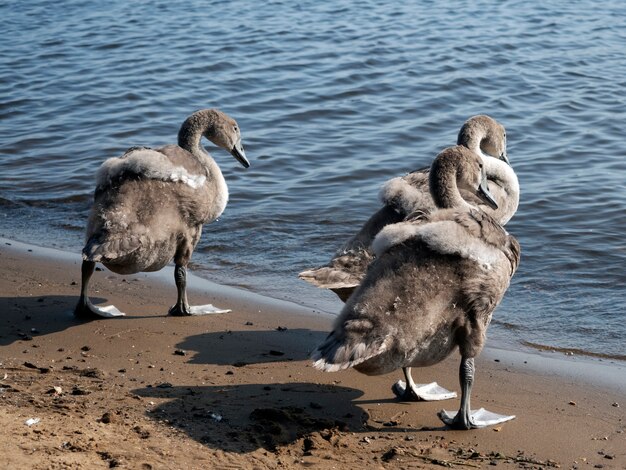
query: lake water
1 0 625 360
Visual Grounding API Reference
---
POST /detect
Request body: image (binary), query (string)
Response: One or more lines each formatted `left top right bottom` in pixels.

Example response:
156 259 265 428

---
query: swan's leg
438 357 514 429
74 260 96 317
392 367 457 401
74 261 125 318
452 357 475 429
168 264 230 316
169 263 191 316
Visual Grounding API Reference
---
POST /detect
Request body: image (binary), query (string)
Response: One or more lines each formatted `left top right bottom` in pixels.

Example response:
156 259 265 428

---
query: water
1 0 625 360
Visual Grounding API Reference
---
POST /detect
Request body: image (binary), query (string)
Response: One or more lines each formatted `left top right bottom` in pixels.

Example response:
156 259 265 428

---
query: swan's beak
499 153 510 166
477 173 498 209
230 142 250 168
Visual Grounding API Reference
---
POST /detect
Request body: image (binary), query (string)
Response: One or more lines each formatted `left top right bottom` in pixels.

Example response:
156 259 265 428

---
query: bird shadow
133 327 453 453
133 379 452 454
0 294 153 346
133 381 369 453
175 327 327 366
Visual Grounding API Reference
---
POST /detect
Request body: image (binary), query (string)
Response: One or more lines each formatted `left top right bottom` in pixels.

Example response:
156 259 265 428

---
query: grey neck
464 131 489 158
177 110 218 158
430 159 469 210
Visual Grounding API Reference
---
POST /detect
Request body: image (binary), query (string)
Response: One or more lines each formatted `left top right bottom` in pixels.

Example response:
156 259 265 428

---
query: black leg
437 356 476 429
168 264 191 316
438 355 516 429
168 261 231 316
74 260 96 318
74 260 125 318
453 356 475 429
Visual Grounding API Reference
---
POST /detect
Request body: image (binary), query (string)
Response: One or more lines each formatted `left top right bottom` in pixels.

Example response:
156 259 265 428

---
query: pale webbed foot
75 298 125 319
438 408 515 429
168 303 231 316
75 261 125 319
170 264 231 316
188 304 231 315
392 380 457 401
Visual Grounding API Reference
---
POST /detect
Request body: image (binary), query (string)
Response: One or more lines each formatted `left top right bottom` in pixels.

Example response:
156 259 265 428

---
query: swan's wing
299 205 401 290
82 233 146 264
298 247 374 290
339 205 405 254
156 144 208 176
378 169 435 216
94 145 208 196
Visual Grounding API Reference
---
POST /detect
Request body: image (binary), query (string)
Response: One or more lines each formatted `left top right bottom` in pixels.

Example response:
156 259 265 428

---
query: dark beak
499 153 510 166
230 143 250 168
477 172 498 210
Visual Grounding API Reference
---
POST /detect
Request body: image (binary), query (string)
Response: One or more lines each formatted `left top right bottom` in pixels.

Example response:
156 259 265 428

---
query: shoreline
1 236 625 468
3 236 625 391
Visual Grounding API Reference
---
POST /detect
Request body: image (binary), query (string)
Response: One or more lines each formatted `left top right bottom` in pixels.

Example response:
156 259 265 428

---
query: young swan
75 109 250 318
298 115 518 302
311 146 521 430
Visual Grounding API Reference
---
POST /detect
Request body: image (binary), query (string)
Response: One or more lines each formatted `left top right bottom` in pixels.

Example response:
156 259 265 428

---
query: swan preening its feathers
75 108 249 318
298 115 519 301
311 143 520 430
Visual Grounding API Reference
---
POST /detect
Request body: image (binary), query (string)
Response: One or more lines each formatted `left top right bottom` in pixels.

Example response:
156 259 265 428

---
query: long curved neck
429 158 470 210
483 157 520 224
177 109 225 183
459 127 489 158
177 109 219 159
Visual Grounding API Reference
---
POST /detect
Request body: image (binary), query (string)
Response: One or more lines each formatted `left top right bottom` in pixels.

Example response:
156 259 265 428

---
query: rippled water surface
1 0 625 358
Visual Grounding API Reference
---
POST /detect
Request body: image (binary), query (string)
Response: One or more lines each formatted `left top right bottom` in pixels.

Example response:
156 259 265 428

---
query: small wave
491 319 524 331
17 193 91 208
0 197 21 208
522 341 626 362
52 223 84 232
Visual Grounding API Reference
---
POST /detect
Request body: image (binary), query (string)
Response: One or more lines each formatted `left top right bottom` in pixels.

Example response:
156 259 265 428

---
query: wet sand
1 238 624 469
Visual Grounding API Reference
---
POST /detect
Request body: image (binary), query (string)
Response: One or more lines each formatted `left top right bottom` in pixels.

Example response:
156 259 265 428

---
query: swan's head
430 146 498 210
457 115 509 165
203 109 250 168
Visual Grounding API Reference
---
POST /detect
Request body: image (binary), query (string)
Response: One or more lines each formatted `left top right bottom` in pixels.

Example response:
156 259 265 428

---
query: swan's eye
233 125 238 132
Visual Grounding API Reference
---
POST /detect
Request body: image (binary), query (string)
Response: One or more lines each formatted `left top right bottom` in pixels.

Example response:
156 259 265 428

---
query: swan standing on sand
300 115 518 402
75 108 250 318
299 115 518 301
311 146 520 430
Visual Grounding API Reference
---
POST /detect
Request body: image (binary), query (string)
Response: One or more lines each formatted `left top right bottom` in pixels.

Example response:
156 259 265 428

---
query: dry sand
1 238 624 469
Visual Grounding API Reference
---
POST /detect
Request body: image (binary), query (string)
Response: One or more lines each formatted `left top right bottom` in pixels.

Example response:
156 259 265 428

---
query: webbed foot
74 298 125 319
168 303 231 316
392 380 457 402
438 408 515 429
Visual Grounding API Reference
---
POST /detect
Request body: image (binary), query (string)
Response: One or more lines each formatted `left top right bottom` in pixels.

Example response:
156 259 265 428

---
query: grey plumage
299 115 519 301
312 146 520 429
75 108 250 318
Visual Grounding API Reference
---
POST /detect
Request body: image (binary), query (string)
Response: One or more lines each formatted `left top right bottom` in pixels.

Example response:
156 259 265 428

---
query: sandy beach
1 238 624 469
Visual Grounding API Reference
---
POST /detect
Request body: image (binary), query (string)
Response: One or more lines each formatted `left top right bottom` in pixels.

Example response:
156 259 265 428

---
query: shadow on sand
133 381 369 453
133 328 449 454
0 294 153 347
174 327 326 366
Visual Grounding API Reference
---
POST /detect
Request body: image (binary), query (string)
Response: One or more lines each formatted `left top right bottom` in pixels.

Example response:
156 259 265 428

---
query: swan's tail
298 249 372 290
82 234 143 264
311 321 388 372
298 266 359 290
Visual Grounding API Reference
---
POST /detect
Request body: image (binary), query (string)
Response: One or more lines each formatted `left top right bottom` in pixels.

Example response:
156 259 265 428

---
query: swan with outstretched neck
311 145 520 430
75 108 250 318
